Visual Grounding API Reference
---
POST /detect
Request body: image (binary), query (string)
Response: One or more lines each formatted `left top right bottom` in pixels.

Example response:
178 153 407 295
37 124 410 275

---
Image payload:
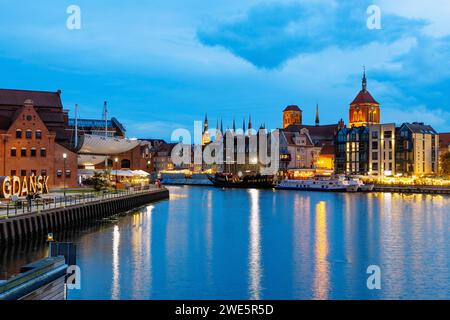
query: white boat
276 176 367 192
346 177 375 192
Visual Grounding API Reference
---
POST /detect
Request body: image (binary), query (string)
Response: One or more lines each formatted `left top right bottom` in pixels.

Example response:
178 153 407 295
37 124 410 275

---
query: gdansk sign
0 175 49 199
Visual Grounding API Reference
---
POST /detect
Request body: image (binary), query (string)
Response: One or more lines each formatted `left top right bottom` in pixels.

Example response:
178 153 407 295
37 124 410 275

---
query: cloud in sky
197 0 425 69
0 0 449 138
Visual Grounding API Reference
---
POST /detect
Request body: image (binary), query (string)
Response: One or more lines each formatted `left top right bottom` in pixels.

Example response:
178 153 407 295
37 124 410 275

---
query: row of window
10 148 46 157
15 129 42 140
10 169 71 177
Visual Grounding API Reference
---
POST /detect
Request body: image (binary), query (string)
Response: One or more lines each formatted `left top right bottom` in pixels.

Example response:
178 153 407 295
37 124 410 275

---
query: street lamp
115 157 119 189
63 153 67 197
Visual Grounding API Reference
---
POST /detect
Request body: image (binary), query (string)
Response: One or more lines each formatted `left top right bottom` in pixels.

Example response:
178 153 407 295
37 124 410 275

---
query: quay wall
0 189 169 243
372 185 450 194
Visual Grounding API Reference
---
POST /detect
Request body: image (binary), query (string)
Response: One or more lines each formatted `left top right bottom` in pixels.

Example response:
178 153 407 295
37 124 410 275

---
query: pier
0 187 169 243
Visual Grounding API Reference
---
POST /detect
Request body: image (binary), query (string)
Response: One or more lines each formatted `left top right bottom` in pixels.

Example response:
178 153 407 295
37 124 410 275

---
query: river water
1 186 449 299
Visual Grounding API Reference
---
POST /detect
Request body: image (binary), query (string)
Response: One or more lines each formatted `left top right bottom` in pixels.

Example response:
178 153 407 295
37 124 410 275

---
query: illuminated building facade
282 105 302 129
0 89 77 188
281 128 321 170
396 123 439 176
349 71 380 128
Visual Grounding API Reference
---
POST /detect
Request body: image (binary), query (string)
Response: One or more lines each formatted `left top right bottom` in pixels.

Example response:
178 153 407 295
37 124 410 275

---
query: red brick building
0 89 77 189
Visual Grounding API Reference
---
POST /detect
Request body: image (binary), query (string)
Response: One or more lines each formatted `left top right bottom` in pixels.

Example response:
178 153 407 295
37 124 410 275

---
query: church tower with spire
315 104 320 126
349 68 380 127
202 114 211 145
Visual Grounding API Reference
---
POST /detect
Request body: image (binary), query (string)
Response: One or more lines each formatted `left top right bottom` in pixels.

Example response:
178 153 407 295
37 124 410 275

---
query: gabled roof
0 89 69 145
350 89 379 105
0 89 63 108
401 122 437 135
283 124 338 144
282 130 314 147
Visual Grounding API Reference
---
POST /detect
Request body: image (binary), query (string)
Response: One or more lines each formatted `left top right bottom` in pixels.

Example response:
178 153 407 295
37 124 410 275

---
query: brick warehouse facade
0 90 77 189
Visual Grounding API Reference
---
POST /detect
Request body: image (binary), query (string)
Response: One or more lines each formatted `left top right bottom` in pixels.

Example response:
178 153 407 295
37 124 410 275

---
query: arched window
16 129 22 139
121 159 131 169
358 111 363 122
10 147 17 157
26 129 32 139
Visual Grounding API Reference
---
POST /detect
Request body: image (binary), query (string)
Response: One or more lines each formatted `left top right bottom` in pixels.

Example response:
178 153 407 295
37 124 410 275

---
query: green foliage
83 171 111 191
440 152 450 176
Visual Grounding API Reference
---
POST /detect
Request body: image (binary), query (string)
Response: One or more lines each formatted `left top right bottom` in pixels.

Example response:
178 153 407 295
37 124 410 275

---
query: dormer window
16 129 22 139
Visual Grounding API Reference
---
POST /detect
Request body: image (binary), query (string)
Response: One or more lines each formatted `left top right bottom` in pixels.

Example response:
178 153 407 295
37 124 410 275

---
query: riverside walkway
0 186 169 242
0 186 161 219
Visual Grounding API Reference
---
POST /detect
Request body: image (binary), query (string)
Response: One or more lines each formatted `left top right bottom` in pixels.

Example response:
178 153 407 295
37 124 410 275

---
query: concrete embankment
0 188 169 243
373 185 450 194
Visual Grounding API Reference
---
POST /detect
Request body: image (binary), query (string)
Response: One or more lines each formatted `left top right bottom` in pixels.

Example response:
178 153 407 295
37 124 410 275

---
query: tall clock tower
349 70 380 127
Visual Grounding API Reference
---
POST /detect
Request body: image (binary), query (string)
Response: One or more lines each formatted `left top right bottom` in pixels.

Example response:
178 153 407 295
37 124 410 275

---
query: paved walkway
0 186 161 219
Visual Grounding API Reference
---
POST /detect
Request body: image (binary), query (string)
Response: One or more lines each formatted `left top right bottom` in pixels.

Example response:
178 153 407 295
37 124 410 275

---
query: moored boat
208 173 276 189
276 175 370 192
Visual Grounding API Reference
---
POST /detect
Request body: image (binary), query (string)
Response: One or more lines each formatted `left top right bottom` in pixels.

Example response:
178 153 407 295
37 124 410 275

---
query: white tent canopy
79 134 140 155
78 154 107 166
133 170 151 176
110 170 150 177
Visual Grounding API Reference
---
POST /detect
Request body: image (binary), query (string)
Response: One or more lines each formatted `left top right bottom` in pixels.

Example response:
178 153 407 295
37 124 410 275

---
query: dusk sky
1 0 449 140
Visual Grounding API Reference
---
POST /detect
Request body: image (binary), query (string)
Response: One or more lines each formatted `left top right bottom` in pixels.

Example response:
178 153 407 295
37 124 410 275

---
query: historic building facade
282 105 302 129
0 90 77 189
281 104 344 172
280 128 321 170
349 70 380 127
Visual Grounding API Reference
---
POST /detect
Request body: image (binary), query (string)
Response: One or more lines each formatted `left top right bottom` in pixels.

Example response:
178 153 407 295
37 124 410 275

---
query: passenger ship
276 176 373 192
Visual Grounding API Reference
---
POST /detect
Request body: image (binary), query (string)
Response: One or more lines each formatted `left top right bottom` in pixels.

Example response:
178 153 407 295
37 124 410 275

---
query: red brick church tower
349 70 380 127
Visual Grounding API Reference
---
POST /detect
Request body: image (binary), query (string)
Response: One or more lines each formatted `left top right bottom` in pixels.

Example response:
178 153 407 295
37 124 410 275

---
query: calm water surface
1 186 449 299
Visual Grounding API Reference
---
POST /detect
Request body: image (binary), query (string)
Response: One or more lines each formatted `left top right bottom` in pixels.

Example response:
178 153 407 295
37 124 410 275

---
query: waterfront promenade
0 186 162 219
0 186 169 242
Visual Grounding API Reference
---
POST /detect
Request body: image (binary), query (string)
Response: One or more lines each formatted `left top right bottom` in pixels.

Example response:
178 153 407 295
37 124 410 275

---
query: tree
440 151 450 176
83 171 111 191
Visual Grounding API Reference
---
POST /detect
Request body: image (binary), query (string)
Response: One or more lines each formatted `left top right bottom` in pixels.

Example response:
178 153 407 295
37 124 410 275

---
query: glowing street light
63 153 67 197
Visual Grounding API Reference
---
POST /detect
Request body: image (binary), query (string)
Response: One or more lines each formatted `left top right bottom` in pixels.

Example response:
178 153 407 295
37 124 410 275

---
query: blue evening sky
1 0 449 140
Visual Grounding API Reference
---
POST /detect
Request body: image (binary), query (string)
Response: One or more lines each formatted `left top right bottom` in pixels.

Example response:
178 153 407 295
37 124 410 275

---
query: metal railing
0 185 161 219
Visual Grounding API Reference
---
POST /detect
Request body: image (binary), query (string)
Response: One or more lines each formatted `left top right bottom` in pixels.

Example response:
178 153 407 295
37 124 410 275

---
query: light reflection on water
0 186 449 300
248 189 261 300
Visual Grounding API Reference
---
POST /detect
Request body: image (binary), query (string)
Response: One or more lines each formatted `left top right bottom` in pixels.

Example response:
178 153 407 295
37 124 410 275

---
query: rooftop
283 105 301 112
